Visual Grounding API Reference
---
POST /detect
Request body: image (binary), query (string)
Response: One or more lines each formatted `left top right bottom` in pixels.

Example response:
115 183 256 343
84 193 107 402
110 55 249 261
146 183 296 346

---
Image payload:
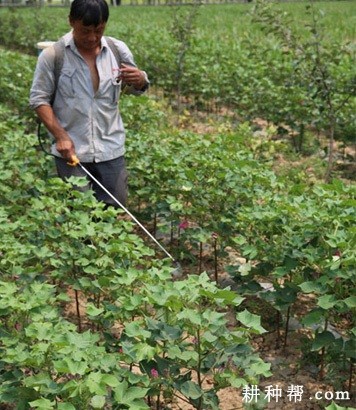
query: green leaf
25 322 53 341
242 245 258 259
299 281 326 294
66 331 100 349
343 339 356 360
29 398 55 409
58 404 76 410
200 289 244 306
125 386 149 402
86 303 105 317
145 318 182 341
113 381 149 406
180 381 203 400
202 331 217 343
238 263 252 276
90 395 106 409
101 374 120 387
67 175 89 187
229 376 248 388
301 308 325 327
169 201 183 212
86 372 107 395
236 309 266 334
311 331 337 351
325 402 350 410
177 309 202 326
113 380 127 403
342 296 356 309
249 361 272 377
124 322 151 339
133 343 156 361
317 294 338 310
24 373 55 389
66 359 88 376
232 236 247 246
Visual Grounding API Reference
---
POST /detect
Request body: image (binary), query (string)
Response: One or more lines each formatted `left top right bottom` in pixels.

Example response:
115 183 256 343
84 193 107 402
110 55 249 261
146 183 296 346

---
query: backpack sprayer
37 125 182 278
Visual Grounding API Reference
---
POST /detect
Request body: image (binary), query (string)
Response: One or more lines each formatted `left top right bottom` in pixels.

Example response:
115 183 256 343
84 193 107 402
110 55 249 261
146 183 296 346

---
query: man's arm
30 46 76 161
36 105 75 160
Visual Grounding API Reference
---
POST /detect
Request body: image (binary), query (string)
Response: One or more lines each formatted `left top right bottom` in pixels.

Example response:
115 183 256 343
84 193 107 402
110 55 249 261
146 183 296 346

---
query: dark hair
69 0 109 26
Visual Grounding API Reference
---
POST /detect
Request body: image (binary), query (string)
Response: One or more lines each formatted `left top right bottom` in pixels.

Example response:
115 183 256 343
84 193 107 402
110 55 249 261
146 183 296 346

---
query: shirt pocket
111 78 121 104
58 68 76 98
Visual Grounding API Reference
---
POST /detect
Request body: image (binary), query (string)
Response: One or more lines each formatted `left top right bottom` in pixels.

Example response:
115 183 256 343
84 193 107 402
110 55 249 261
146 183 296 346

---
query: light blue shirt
30 32 146 162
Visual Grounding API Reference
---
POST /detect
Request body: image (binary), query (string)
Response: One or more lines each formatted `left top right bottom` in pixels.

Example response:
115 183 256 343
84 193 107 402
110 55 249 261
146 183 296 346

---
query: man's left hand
120 63 148 90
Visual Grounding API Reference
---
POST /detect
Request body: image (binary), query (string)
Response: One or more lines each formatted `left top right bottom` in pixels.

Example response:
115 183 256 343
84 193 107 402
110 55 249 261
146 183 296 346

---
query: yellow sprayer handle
67 155 80 167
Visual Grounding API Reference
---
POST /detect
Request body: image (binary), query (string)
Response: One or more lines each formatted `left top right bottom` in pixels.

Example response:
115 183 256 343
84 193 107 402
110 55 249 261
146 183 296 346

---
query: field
1 1 355 146
0 1 355 409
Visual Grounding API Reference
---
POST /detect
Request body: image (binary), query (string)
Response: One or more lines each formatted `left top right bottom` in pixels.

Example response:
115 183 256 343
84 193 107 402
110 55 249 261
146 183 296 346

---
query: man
30 0 149 207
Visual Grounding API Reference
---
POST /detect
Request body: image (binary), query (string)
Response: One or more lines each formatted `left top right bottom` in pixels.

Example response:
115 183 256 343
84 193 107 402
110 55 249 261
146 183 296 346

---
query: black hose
37 120 55 158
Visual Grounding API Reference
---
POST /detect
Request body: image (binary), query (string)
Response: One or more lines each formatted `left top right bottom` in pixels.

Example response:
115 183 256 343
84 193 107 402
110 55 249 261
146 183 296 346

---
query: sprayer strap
52 39 65 105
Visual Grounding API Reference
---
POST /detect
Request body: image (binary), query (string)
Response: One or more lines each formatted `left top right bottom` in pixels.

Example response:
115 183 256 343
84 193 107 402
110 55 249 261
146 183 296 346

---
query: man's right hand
35 105 76 160
56 137 76 160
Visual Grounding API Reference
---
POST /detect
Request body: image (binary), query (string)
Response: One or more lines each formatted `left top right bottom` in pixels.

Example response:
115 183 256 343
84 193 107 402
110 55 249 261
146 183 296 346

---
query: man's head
69 0 109 51
69 0 109 26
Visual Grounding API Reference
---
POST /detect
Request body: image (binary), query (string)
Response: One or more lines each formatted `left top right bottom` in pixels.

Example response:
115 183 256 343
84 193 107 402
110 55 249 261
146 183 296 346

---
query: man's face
70 19 106 51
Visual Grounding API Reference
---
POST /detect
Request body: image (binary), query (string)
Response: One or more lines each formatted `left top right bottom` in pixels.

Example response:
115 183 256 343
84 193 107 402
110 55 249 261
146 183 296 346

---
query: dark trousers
55 156 128 207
